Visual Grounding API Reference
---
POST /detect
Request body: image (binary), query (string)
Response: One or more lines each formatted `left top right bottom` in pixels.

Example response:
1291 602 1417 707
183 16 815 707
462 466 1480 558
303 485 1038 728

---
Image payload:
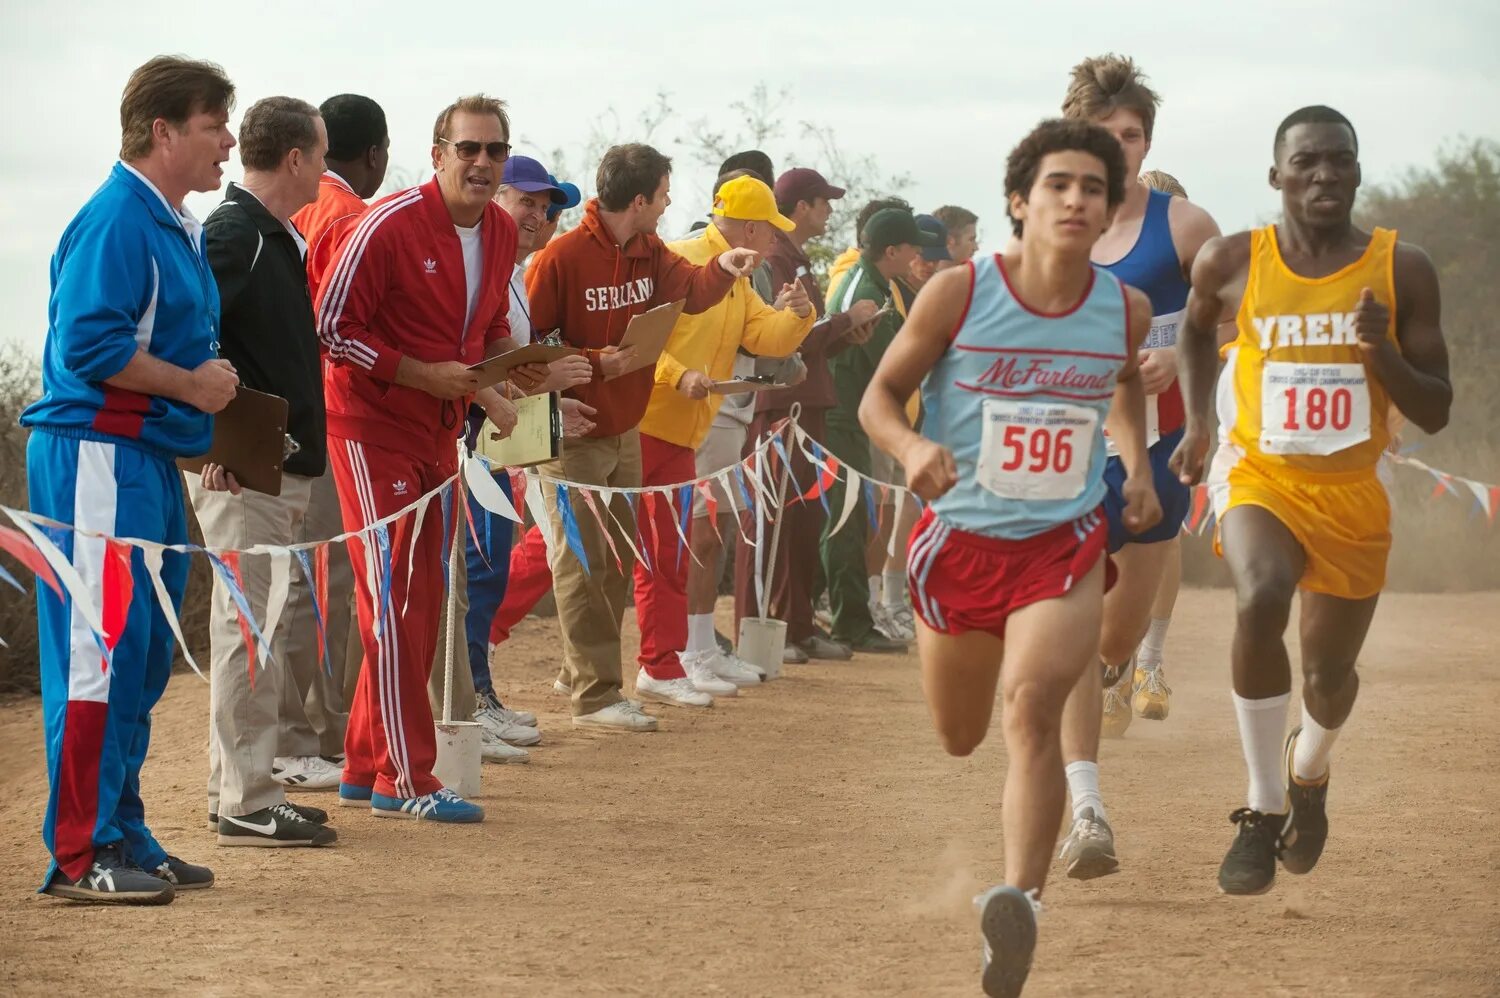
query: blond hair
1139 169 1187 198
432 94 509 144
1061 54 1161 141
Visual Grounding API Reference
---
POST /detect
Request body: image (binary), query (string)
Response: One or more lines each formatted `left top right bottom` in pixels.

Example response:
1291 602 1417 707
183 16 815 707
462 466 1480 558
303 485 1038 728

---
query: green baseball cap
863 208 944 254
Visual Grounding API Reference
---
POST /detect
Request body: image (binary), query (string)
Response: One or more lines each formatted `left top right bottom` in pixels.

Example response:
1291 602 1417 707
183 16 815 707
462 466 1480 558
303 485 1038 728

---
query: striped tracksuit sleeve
314 198 406 383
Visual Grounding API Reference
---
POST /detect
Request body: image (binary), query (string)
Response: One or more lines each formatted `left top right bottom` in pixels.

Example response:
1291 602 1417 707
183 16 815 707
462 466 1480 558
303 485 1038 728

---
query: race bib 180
1259 361 1371 456
978 399 1098 501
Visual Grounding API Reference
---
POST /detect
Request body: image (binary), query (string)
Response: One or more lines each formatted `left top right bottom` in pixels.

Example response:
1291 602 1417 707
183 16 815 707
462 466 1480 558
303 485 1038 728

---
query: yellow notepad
475 393 560 468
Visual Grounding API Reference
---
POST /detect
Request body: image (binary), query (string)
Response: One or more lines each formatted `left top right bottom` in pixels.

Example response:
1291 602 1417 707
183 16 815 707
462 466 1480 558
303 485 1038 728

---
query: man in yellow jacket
631 175 816 708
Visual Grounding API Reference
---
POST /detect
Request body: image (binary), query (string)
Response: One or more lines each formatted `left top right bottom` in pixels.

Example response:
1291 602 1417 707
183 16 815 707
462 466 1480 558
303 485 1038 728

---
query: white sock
686 613 716 656
1233 691 1291 814
868 576 882 611
1138 617 1171 668
882 570 906 609
1065 761 1107 822
1292 701 1341 782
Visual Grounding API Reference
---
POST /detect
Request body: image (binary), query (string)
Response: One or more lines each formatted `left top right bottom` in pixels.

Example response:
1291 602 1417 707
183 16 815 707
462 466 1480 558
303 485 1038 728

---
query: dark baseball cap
774 167 846 208
501 155 568 204
863 208 944 254
915 214 952 261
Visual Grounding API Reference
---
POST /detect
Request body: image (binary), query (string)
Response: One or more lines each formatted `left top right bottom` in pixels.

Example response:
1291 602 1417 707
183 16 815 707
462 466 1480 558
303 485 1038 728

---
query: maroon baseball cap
774 167 846 207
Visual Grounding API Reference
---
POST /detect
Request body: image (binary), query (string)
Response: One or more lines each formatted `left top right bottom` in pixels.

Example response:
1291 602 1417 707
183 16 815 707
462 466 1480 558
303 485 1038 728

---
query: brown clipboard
616 299 686 374
177 387 289 496
468 343 582 390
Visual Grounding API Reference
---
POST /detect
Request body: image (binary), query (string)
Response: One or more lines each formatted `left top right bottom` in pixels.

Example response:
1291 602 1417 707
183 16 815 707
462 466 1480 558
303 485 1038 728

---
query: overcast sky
2 0 1497 354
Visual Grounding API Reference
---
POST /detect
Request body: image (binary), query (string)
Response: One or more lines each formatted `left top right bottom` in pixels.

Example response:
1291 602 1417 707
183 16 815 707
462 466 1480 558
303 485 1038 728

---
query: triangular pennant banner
0 524 62 597
579 487 623 573
142 546 204 680
828 468 862 538
260 550 292 668
554 484 591 577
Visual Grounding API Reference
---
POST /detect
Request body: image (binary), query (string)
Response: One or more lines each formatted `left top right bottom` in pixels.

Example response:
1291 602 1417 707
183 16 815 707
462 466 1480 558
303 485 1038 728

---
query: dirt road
0 590 1496 996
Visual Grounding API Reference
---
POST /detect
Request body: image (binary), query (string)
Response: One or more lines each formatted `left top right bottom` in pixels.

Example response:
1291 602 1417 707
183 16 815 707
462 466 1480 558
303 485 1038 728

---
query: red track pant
633 433 695 680
329 436 451 799
489 523 551 645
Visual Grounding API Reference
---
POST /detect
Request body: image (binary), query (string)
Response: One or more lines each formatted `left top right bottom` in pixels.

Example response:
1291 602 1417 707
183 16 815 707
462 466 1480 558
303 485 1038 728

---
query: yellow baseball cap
712 175 796 232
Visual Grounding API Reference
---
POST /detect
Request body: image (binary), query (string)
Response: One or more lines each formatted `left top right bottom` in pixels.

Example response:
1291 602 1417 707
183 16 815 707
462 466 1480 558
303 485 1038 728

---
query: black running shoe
849 632 907 654
1218 808 1288 895
1281 726 1330 875
216 802 338 848
152 855 215 891
43 845 175 905
208 801 329 830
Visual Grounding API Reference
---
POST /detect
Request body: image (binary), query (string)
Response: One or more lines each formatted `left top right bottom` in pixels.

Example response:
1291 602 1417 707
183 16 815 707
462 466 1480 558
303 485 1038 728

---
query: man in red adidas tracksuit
315 95 537 823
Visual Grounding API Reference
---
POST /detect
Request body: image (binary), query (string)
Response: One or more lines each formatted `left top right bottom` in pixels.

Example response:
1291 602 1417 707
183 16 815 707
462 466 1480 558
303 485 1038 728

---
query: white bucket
432 720 482 798
738 616 788 681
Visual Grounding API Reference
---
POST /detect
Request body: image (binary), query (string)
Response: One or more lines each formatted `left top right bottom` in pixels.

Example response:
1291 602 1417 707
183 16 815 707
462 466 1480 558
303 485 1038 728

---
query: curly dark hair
1004 118 1127 237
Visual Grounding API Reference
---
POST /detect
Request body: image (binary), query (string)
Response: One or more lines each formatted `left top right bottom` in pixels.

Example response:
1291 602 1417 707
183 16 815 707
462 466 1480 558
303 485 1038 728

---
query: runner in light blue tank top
922 254 1130 540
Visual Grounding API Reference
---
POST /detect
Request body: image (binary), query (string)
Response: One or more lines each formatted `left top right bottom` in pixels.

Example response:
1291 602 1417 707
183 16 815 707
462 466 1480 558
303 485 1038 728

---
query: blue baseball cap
916 214 951 262
501 155 567 204
546 174 582 222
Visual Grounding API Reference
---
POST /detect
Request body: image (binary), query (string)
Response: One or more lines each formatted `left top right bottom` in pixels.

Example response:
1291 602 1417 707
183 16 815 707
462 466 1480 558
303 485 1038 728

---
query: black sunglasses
438 137 511 162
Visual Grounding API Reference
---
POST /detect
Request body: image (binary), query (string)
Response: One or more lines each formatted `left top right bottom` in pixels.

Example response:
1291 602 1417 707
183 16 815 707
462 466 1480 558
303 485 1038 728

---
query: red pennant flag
1430 478 1450 501
1189 484 1209 531
0 524 63 597
221 552 258 688
641 492 663 572
314 544 330 669
801 458 839 503
1489 487 1500 526
100 540 135 662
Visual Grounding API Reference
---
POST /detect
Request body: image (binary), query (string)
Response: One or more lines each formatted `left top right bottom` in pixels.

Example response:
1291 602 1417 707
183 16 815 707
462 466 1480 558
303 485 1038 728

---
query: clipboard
474 392 561 468
616 299 686 374
468 343 582 390
177 387 289 496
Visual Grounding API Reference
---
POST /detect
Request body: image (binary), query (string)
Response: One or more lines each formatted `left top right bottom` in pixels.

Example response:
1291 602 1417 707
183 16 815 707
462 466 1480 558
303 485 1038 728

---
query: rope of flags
1 416 1494 666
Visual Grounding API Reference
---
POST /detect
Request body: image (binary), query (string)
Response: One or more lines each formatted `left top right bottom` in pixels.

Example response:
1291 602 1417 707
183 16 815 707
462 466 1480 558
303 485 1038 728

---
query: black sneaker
208 801 330 831
849 632 907 654
1218 807 1288 895
152 855 214 891
43 845 174 905
216 802 338 848
1281 727 1330 875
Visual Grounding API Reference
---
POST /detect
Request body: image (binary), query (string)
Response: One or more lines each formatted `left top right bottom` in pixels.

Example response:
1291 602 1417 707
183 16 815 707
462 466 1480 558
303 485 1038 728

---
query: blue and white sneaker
338 782 373 807
975 885 1042 998
370 788 485 823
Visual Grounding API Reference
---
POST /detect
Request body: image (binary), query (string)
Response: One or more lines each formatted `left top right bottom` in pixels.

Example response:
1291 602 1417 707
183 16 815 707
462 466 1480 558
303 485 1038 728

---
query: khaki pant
541 429 641 715
187 473 313 817
277 466 359 758
427 506 475 721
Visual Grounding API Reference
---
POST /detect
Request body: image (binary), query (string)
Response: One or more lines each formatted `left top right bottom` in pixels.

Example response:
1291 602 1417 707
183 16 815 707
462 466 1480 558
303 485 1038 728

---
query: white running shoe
479 727 530 764
272 755 341 791
635 668 714 707
474 694 542 746
703 649 762 687
572 699 659 732
498 704 538 728
680 652 738 697
890 605 917 641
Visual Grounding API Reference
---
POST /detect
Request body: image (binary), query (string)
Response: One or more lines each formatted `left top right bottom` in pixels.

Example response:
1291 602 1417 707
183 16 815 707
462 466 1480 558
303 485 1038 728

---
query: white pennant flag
3 509 107 642
258 550 292 668
886 488 906 557
465 455 522 522
827 468 862 538
141 545 205 680
524 475 556 558
1465 479 1491 516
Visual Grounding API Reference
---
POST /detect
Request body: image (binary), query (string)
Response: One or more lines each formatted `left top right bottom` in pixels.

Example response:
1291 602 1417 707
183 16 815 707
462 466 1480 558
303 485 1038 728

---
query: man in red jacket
525 143 758 731
315 94 531 822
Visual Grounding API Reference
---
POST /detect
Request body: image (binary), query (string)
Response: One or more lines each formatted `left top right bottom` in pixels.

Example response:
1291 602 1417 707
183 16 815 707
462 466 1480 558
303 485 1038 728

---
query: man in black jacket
186 96 339 848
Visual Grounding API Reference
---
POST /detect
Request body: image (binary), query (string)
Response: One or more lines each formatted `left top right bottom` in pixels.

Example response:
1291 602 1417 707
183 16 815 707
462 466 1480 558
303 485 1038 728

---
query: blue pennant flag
555 484 591 577
207 553 274 667
676 484 693 568
770 434 804 500
863 480 879 531
0 561 23 593
733 465 754 513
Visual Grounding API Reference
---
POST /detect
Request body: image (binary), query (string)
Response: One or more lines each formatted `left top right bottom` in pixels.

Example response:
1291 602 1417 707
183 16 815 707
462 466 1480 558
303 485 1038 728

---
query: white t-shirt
456 222 482 329
507 265 532 345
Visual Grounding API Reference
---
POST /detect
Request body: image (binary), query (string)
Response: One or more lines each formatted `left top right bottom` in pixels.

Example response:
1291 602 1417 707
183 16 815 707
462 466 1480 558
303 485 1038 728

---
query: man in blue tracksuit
19 56 240 905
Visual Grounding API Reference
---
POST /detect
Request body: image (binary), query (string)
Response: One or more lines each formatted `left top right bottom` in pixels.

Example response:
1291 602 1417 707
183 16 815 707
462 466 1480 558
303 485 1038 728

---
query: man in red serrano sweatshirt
525 143 758 731
316 95 539 821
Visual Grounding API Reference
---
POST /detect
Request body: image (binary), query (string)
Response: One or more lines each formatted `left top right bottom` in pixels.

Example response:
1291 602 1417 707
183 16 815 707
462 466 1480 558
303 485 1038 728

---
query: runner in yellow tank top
1172 106 1452 898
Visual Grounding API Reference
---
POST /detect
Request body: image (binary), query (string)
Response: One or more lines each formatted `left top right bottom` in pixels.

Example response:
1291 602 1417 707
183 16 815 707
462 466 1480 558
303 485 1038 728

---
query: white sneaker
870 603 899 641
635 668 714 708
498 704 538 728
680 652 738 697
703 649 762 687
480 727 530 763
475 695 542 746
888 605 917 641
573 699 659 732
272 755 340 791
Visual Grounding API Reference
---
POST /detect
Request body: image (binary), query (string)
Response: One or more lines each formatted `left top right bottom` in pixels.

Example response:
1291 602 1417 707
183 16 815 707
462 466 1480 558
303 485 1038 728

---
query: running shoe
272 755 341 791
480 727 530 763
151 855 214 891
704 649 762 687
1132 664 1171 721
337 782 373 807
217 803 338 847
1057 808 1120 880
1101 662 1134 739
796 634 853 661
975 885 1041 998
43 845 175 905
209 802 329 829
1217 807 1288 895
475 691 541 746
635 669 714 708
370 787 485 823
572 699 658 732
1280 726 1330 875
681 653 738 697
